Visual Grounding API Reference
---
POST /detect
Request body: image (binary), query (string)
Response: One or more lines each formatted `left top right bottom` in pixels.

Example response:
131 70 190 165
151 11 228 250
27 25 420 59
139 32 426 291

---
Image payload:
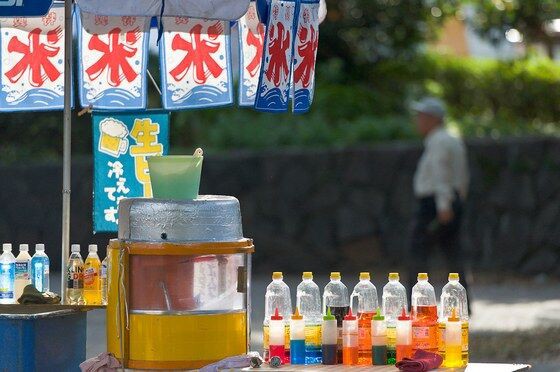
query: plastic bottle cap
417 273 428 281
373 307 384 321
19 244 29 251
271 307 283 321
344 308 356 321
71 244 81 253
272 272 283 280
448 307 459 322
35 244 45 251
2 243 12 251
449 273 460 281
359 272 370 281
302 271 313 280
88 244 98 252
323 307 335 321
330 272 341 280
398 307 410 321
388 272 399 280
292 307 303 320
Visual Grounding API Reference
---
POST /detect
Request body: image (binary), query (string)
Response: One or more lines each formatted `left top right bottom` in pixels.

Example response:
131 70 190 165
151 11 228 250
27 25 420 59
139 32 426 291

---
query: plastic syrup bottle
15 244 32 300
382 272 407 364
269 308 286 364
439 272 469 366
296 271 322 364
321 308 338 365
101 255 108 305
67 244 85 305
84 244 102 305
323 272 349 363
411 273 438 353
264 272 292 363
444 307 462 367
0 243 16 304
350 272 378 365
31 244 50 292
371 307 387 365
290 308 306 364
342 308 359 365
396 308 412 362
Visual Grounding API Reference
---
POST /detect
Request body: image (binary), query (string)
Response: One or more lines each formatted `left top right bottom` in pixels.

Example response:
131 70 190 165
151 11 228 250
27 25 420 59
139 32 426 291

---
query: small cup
147 155 203 200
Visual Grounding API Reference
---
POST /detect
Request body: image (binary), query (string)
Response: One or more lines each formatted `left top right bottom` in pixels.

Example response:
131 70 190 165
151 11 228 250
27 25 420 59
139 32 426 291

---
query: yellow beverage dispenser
106 196 254 369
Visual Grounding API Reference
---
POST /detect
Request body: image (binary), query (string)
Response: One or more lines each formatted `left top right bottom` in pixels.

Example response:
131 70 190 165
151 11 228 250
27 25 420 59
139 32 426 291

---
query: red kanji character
265 22 290 87
294 25 318 88
169 22 224 84
5 27 62 87
12 18 27 28
86 27 140 87
246 23 265 78
121 17 136 26
95 15 109 26
42 11 56 26
175 17 189 25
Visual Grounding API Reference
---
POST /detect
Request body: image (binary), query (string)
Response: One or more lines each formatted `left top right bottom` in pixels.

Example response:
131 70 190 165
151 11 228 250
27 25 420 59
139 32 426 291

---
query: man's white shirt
413 127 469 212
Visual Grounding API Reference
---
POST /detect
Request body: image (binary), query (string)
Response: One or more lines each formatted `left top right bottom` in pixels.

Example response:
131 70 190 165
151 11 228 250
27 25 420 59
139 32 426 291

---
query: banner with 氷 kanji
254 0 297 112
238 2 265 106
77 11 150 110
93 111 169 233
292 0 319 113
160 17 233 110
0 4 66 112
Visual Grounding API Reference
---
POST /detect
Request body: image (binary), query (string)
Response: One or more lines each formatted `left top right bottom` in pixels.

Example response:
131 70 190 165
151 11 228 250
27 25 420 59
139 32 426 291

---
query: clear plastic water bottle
66 244 85 305
0 243 16 304
382 272 407 364
296 271 322 364
31 244 50 292
101 255 108 305
84 244 102 305
323 272 349 363
15 243 32 301
263 272 292 363
439 273 469 366
350 272 378 365
411 273 438 353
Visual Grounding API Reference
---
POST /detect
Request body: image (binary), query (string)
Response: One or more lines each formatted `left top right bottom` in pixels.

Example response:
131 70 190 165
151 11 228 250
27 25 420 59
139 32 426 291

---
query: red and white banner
160 17 233 109
292 0 319 113
238 2 265 106
0 5 66 111
77 10 150 110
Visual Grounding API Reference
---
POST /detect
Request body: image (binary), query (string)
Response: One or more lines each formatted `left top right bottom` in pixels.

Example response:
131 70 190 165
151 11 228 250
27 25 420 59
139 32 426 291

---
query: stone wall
1 137 559 275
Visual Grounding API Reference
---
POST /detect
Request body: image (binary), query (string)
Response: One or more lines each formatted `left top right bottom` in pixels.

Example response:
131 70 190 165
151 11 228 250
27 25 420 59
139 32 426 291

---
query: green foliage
318 0 460 80
465 0 560 55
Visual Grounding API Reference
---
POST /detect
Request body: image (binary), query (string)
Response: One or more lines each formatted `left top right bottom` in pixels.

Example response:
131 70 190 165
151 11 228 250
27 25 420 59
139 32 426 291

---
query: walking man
408 97 470 303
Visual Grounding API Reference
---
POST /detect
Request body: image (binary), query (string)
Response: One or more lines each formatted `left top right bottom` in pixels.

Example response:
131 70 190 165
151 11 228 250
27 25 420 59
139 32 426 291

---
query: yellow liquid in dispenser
127 312 247 369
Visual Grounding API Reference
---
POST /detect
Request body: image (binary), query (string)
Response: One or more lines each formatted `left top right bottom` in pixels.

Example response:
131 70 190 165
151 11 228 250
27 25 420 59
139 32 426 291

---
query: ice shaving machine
106 196 254 369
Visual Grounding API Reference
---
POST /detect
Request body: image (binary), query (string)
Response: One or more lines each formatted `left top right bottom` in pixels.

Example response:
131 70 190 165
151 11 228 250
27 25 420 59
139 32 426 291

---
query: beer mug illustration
99 118 129 157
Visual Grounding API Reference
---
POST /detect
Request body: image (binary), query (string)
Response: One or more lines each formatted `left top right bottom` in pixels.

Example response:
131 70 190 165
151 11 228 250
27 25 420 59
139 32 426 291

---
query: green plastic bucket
147 155 203 200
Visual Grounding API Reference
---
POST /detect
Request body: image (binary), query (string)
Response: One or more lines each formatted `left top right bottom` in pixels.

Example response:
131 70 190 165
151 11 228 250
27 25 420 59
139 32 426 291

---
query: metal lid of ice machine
117 195 244 243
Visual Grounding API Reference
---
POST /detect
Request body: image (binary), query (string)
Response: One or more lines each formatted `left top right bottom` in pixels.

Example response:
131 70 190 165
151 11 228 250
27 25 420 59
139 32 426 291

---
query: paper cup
147 155 203 200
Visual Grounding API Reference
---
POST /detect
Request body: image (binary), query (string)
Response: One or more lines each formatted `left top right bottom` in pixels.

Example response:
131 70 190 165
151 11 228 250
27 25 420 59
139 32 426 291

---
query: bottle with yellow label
439 273 469 367
83 244 102 305
296 272 322 364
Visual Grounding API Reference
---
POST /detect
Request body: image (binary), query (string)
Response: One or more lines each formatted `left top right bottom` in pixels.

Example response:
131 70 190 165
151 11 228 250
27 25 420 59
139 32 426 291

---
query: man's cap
411 97 447 119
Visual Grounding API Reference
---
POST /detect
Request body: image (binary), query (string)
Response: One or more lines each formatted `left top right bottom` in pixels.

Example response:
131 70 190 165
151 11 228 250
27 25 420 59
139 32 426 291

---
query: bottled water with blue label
0 243 16 304
31 243 50 292
15 243 32 300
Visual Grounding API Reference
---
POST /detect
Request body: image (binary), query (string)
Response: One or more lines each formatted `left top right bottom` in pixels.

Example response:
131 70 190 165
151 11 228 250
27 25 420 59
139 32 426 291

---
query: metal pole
61 0 73 304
